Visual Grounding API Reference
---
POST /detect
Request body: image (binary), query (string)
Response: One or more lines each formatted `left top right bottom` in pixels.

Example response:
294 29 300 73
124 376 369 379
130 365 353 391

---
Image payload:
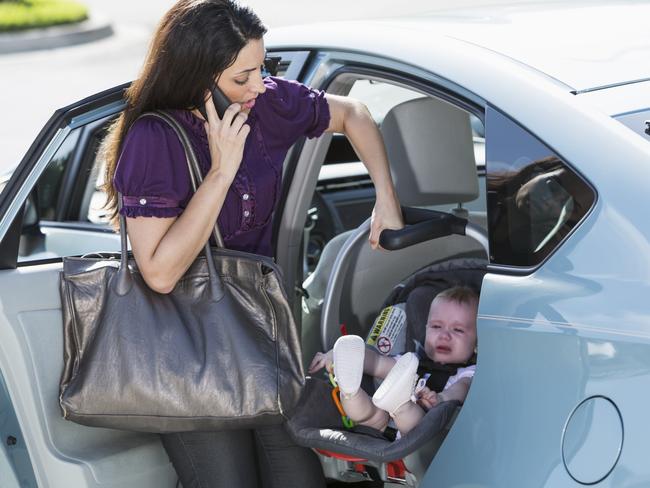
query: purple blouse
114 77 330 257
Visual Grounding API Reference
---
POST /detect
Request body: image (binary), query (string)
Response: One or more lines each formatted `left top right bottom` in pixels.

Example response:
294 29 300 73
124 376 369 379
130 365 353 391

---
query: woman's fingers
203 91 221 127
220 103 242 131
368 197 405 250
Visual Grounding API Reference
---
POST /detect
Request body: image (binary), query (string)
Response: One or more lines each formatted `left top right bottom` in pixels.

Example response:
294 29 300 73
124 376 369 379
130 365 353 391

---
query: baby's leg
341 390 389 431
391 402 425 434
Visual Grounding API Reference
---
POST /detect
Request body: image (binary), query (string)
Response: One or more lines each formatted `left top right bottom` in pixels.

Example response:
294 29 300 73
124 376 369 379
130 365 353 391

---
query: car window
34 129 82 221
486 107 596 267
17 119 119 264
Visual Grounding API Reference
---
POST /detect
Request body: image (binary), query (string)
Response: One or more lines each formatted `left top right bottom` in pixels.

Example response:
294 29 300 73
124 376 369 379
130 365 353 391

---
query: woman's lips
242 98 256 110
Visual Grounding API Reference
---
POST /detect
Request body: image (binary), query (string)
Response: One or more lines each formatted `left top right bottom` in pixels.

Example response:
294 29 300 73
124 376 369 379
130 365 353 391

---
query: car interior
1 70 490 487
290 75 488 485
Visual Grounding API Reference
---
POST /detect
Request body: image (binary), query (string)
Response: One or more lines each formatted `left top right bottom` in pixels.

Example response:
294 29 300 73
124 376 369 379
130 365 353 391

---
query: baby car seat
287 256 487 486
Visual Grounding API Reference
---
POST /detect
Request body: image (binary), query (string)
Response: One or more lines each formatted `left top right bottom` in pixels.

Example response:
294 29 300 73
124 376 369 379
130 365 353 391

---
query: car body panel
1 3 650 486
428 193 650 486
267 2 650 92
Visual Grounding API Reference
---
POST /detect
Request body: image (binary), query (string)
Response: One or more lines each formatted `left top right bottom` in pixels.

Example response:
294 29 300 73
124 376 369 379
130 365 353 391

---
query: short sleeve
113 116 191 218
443 365 476 390
255 76 331 144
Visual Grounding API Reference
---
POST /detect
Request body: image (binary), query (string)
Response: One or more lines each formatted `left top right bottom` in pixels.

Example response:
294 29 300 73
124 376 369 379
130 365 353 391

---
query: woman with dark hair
101 0 403 486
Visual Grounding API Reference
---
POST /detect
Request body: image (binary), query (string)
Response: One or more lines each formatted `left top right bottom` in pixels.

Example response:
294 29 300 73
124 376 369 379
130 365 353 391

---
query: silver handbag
59 110 304 432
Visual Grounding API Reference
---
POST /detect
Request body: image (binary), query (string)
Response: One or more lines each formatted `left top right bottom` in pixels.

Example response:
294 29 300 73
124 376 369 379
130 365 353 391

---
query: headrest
380 97 479 206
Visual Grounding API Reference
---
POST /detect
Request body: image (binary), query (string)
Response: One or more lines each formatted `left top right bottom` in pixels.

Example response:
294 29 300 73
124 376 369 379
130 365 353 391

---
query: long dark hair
101 0 266 222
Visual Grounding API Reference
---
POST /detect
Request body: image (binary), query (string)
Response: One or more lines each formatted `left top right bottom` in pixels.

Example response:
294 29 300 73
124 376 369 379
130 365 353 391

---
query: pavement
0 15 112 55
0 0 600 175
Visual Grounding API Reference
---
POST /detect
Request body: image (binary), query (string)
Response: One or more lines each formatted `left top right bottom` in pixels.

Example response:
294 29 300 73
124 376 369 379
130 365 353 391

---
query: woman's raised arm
324 94 404 248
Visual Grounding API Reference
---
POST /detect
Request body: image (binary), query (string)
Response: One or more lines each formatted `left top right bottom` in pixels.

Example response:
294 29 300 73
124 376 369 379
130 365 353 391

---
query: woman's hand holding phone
203 91 250 183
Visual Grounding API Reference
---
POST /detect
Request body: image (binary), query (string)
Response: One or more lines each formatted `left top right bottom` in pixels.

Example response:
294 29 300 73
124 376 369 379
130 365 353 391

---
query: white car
0 2 649 487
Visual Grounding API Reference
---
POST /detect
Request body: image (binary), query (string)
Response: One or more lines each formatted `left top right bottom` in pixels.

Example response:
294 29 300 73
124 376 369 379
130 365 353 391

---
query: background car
0 2 649 487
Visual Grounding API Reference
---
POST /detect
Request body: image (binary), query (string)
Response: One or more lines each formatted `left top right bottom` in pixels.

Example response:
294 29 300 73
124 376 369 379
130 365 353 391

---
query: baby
309 286 478 435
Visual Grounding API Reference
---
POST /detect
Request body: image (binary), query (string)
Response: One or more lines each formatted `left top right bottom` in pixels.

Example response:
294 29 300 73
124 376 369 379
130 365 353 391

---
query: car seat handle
379 207 467 250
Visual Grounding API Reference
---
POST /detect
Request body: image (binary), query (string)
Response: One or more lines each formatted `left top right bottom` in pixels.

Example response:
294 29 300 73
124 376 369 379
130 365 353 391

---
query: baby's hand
416 387 442 411
308 350 334 374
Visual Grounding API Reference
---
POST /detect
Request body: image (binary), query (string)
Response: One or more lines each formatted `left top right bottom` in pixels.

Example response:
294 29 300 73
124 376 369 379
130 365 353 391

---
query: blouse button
139 198 147 205
243 210 250 218
242 193 250 201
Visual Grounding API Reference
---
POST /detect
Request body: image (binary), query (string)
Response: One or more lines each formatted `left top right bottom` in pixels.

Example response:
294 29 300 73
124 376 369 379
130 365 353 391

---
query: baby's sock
372 352 419 416
333 335 366 396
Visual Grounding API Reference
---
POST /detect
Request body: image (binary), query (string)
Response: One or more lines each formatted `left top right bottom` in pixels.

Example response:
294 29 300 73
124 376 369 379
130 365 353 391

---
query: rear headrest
381 97 479 206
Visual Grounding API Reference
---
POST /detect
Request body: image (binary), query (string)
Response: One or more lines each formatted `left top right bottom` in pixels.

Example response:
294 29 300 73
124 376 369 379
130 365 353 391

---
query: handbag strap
115 110 225 297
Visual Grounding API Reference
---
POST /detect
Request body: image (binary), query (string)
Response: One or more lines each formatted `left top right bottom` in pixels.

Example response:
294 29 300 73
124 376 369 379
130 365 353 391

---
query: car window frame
0 86 127 269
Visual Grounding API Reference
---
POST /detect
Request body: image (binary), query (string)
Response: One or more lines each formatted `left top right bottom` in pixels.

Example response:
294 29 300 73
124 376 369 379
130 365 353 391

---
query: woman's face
216 38 267 114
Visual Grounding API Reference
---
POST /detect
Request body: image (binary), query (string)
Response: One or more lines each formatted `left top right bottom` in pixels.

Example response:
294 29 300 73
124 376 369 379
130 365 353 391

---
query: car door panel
0 263 176 487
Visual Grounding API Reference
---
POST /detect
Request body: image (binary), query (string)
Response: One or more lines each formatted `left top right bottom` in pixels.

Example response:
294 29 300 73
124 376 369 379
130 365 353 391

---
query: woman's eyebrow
234 53 267 75
234 67 258 75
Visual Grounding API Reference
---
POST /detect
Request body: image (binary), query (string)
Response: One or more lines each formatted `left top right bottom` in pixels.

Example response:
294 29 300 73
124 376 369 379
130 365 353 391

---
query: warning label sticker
366 303 406 355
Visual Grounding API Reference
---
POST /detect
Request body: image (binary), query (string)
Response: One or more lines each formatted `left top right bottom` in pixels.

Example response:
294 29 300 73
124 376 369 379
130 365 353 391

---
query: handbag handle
115 110 225 297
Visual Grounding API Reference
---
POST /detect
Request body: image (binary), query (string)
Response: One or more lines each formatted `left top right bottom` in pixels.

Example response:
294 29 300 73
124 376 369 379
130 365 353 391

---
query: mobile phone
198 85 231 121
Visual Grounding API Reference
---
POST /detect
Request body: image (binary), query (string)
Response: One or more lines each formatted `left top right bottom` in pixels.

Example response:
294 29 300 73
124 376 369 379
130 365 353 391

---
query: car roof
267 2 650 93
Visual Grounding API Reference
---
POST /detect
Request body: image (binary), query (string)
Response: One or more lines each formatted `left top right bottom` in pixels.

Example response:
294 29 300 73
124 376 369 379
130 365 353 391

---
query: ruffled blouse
113 76 330 257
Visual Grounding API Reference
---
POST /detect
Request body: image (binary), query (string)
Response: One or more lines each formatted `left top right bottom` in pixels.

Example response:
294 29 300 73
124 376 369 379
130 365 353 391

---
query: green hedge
0 0 88 32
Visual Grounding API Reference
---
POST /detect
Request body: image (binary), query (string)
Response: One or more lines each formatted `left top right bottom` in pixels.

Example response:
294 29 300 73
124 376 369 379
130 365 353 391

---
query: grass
0 0 88 32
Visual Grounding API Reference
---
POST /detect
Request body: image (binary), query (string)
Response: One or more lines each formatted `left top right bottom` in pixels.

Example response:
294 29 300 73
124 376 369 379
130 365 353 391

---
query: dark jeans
161 424 326 488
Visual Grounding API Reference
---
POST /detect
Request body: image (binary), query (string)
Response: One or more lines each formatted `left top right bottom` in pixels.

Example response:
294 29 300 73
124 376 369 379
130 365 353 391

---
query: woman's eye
234 79 248 86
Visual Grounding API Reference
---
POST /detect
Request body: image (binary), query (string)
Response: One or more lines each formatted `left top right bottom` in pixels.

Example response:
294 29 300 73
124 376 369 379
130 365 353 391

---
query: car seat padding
287 377 459 463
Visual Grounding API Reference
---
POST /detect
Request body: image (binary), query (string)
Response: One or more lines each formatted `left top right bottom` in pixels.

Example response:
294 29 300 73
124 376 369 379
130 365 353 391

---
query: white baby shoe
372 352 419 416
333 335 366 397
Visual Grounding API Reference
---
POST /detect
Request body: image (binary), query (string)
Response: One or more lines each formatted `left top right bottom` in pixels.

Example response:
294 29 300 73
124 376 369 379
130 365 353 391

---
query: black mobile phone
198 85 231 121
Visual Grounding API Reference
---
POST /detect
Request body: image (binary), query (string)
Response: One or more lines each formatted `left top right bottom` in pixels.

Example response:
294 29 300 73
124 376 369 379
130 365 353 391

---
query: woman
102 0 404 486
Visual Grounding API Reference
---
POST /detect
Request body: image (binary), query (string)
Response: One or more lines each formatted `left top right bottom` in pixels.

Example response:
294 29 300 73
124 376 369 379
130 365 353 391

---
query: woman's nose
251 72 266 94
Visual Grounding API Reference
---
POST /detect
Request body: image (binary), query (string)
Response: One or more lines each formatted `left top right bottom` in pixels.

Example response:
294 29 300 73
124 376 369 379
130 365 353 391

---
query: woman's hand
203 93 251 182
308 349 334 374
369 192 404 250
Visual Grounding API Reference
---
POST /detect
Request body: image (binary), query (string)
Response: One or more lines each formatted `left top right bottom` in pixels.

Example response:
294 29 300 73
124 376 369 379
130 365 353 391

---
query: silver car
1 2 649 487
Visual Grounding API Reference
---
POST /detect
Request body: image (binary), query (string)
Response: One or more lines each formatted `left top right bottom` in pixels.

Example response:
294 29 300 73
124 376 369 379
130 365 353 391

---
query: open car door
0 86 178 488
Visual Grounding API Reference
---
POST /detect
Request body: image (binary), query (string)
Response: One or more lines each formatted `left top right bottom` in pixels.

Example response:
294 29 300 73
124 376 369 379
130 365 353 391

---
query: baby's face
424 298 477 365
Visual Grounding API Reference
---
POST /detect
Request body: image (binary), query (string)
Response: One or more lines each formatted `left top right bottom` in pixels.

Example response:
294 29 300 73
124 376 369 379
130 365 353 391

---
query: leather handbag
59 110 305 433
